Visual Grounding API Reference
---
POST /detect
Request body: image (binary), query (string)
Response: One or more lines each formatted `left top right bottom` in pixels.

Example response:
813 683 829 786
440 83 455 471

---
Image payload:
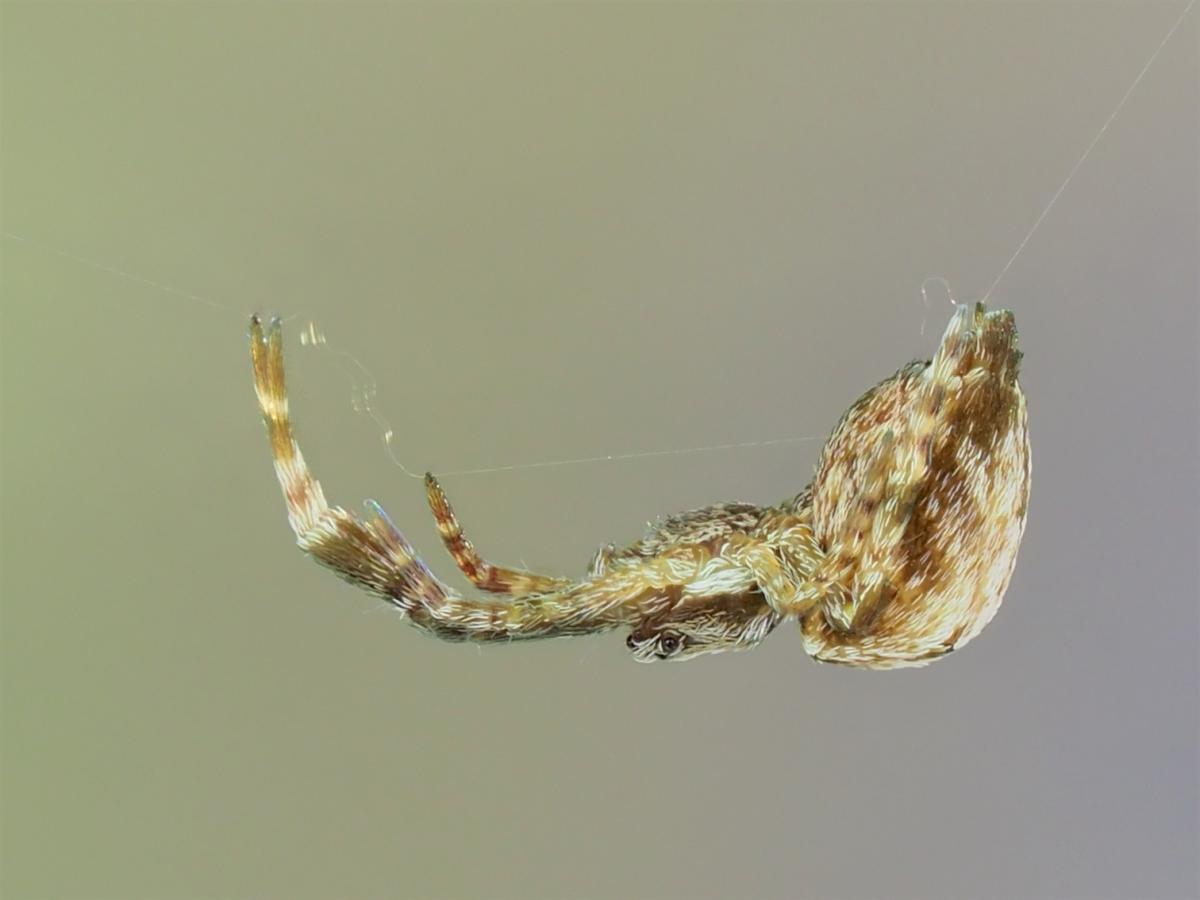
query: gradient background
2 3 1197 899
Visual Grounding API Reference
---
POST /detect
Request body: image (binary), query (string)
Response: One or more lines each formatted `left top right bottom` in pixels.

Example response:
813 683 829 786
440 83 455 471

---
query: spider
250 302 1029 668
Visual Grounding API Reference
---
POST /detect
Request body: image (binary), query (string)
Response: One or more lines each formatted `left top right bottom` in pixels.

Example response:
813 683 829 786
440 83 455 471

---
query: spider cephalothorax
250 302 1029 668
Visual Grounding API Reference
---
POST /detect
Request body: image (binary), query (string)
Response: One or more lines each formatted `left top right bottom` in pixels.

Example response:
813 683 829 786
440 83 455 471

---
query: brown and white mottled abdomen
801 304 1031 668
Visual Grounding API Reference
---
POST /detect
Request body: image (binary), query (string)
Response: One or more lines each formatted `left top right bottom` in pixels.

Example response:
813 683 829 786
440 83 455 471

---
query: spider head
626 600 780 662
626 627 690 662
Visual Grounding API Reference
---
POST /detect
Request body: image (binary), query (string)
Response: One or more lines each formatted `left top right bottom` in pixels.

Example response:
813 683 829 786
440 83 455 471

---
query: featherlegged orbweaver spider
250 303 1029 668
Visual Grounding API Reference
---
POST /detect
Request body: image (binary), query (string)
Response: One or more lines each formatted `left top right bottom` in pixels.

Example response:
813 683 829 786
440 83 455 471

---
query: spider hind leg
423 473 574 596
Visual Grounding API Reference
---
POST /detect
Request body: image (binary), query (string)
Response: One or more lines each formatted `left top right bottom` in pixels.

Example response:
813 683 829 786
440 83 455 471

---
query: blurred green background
2 3 1196 899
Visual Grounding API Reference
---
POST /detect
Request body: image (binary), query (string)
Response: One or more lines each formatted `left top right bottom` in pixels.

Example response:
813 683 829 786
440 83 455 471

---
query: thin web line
428 0 1196 486
0 230 239 317
435 436 824 478
0 229 825 475
3 1 1193 477
981 0 1196 304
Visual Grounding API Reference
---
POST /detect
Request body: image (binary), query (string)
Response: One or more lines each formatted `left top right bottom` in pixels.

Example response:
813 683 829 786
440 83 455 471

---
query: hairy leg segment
249 316 796 657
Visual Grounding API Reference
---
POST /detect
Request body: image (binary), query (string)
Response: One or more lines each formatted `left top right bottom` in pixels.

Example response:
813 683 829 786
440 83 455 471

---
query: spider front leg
250 315 460 614
250 315 717 647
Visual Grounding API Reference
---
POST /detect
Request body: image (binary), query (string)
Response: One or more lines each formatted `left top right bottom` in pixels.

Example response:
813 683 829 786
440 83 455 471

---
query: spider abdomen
802 304 1031 668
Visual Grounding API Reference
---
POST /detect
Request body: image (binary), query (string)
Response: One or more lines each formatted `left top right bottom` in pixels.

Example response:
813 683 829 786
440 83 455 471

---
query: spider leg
423 473 573 596
250 315 713 646
724 512 826 619
250 315 456 612
405 544 715 643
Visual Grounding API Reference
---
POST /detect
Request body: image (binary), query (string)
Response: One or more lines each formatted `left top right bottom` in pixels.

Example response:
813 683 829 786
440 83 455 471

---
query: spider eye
658 633 681 655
